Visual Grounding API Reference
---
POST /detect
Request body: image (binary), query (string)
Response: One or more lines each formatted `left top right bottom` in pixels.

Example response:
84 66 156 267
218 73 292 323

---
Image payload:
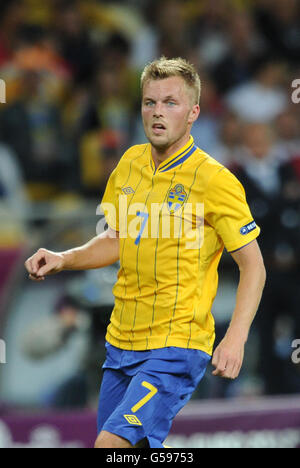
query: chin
148 135 169 149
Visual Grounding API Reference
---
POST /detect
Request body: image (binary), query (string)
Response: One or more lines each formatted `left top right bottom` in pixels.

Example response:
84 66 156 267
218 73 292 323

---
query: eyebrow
143 95 178 101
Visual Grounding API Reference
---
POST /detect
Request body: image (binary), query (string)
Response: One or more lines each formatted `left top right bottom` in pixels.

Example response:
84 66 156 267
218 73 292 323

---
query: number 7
131 381 158 413
135 211 149 245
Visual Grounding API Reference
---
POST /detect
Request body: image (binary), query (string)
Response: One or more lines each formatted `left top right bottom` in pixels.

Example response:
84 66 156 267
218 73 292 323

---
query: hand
211 335 245 380
25 248 65 281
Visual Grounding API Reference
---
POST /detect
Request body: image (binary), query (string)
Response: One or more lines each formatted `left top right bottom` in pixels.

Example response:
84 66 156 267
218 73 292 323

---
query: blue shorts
97 342 211 448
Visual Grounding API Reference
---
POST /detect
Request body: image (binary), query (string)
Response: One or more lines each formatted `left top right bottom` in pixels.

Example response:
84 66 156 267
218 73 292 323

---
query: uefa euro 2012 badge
167 184 187 214
240 221 257 235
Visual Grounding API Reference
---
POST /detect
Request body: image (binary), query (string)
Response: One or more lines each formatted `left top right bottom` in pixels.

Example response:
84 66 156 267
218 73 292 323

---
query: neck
151 134 191 169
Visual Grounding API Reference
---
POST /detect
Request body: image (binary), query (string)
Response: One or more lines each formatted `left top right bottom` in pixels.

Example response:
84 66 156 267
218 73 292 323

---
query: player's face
142 76 200 155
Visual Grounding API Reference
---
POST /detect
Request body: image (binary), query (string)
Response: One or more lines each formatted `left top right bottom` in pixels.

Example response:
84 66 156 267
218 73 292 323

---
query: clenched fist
25 248 65 281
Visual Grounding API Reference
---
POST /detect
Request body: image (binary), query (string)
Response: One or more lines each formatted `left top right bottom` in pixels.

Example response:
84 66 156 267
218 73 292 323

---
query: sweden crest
167 184 187 213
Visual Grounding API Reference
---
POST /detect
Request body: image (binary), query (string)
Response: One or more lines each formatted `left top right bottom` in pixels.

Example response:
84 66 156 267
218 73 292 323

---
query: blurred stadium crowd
0 0 300 409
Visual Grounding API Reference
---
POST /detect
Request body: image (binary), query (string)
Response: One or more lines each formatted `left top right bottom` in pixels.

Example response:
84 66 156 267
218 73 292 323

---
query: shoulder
120 143 149 162
210 166 245 194
195 147 228 181
195 146 244 184
110 144 149 184
197 151 246 199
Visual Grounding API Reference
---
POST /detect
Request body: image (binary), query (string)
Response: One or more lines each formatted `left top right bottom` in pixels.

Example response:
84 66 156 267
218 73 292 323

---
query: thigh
97 368 131 434
102 352 210 447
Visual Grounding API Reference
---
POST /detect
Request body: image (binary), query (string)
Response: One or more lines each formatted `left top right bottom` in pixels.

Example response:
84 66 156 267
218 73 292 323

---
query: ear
188 104 200 124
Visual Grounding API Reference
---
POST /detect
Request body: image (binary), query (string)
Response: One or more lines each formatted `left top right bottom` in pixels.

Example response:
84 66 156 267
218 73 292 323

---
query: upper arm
230 239 265 274
205 168 260 253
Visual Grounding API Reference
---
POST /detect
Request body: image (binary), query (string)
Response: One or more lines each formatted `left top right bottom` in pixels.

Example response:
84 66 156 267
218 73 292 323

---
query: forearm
62 229 119 271
226 263 266 343
212 240 266 379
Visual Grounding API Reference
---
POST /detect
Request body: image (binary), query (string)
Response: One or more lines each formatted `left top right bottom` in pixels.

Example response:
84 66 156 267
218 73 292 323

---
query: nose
153 101 163 117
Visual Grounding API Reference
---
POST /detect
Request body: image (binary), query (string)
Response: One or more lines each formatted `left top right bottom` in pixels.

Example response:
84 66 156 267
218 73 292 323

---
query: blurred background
0 0 300 448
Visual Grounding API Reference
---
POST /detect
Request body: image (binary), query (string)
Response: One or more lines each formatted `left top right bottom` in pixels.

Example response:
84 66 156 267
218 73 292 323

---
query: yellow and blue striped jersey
100 136 260 354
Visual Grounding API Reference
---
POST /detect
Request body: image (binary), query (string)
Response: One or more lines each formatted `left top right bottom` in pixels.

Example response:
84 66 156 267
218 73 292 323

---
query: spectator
22 295 92 408
55 0 97 85
274 109 300 163
79 129 124 198
232 122 300 395
195 0 232 70
156 0 195 58
13 25 71 81
0 69 71 199
0 143 28 217
131 0 195 70
225 57 288 122
191 76 224 154
79 33 138 139
211 112 243 167
254 0 300 65
212 11 267 94
0 0 25 68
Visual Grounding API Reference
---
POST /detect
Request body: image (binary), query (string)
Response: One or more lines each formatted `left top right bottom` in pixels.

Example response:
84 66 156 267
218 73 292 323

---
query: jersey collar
150 136 197 174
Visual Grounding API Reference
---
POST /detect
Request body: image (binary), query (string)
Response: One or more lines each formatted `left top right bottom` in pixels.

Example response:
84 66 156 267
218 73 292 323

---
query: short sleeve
100 168 119 232
205 167 260 252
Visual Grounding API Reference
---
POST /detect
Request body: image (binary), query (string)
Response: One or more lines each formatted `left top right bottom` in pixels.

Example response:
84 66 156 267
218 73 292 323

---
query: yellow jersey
100 136 260 354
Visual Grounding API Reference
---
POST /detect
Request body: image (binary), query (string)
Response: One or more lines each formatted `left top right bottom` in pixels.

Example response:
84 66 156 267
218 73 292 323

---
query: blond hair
141 57 201 105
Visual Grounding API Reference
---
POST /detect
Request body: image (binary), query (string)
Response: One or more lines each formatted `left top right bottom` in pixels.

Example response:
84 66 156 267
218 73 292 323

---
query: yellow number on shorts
131 381 158 413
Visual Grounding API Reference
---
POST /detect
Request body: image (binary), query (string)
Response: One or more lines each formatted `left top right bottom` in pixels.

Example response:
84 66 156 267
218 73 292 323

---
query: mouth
152 123 166 135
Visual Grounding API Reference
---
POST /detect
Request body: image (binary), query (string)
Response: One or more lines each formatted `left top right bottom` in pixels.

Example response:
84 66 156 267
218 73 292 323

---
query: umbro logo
122 186 135 195
123 414 142 425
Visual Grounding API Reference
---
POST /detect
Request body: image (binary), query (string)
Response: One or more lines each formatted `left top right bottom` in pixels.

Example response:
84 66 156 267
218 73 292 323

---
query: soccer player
25 57 266 449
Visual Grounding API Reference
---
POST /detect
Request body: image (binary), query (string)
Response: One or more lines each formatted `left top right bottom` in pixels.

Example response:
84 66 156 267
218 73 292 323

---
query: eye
145 100 155 107
166 101 176 106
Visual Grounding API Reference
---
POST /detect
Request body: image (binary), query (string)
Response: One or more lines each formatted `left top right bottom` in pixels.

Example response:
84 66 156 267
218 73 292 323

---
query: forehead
143 76 190 100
